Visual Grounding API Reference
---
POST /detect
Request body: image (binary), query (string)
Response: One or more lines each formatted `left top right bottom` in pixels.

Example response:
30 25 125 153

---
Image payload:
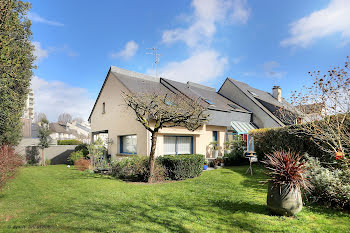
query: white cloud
32 42 78 62
152 0 248 84
111 41 139 60
31 76 94 122
263 61 286 78
281 0 350 47
28 12 64 27
33 41 48 62
154 50 228 83
162 0 250 47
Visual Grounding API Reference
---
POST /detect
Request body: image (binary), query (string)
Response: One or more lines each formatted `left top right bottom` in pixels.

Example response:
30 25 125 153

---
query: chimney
272 86 282 102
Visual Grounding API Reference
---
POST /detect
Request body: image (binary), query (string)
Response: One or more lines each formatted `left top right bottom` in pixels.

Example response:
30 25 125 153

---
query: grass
0 165 349 232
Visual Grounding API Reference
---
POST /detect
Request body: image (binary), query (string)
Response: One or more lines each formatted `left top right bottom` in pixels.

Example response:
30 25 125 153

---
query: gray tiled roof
160 78 250 113
75 123 91 133
228 78 295 123
110 66 173 95
110 66 249 113
49 122 77 135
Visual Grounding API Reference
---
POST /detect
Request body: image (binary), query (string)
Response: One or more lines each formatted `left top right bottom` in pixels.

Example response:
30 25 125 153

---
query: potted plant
224 141 232 155
203 161 208 170
212 159 219 169
216 157 224 167
262 150 310 216
209 141 220 158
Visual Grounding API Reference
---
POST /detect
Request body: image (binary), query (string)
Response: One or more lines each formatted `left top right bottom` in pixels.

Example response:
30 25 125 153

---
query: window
120 135 137 154
102 102 106 114
212 131 218 142
164 136 193 155
205 99 215 106
248 90 258 97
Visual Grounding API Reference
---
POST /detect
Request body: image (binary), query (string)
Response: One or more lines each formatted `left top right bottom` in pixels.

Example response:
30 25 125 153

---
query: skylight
205 99 215 105
248 90 258 97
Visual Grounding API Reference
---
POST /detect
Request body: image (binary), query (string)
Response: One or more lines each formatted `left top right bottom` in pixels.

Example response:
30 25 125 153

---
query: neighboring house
66 121 91 143
296 103 326 122
89 67 297 159
49 121 91 143
49 122 78 141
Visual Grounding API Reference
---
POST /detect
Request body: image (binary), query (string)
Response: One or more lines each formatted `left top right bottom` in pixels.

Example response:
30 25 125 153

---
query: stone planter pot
212 150 219 158
267 182 302 216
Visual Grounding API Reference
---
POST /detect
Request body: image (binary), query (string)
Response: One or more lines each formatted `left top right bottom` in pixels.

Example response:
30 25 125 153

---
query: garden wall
19 145 77 165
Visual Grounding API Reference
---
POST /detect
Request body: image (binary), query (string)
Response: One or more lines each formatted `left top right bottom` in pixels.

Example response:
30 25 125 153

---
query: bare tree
34 112 47 123
279 57 349 165
122 92 209 183
58 113 72 125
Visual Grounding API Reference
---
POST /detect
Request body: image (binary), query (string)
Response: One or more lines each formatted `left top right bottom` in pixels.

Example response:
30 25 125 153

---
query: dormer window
102 102 106 114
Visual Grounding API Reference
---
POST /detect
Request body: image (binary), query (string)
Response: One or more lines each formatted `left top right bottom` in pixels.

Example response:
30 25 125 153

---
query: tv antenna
146 47 161 78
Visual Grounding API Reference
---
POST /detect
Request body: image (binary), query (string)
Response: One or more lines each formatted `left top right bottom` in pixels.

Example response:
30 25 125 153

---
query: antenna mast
146 47 161 78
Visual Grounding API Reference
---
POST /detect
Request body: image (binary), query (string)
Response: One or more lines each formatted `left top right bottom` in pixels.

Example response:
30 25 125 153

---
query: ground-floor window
164 136 193 155
120 135 137 154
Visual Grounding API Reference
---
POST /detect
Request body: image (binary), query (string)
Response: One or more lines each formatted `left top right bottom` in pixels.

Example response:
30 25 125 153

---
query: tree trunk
148 132 158 183
41 148 45 166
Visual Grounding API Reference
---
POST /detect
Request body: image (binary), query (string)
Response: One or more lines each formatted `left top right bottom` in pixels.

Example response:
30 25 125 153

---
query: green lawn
0 165 349 232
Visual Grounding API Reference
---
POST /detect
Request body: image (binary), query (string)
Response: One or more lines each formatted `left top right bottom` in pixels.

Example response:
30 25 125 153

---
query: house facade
89 66 294 159
49 121 91 143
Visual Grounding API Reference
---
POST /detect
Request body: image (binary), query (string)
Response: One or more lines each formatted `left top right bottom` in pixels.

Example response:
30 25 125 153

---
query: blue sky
29 0 350 121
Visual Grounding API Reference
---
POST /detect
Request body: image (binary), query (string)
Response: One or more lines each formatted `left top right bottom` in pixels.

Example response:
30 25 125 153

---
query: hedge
157 154 205 180
111 156 165 182
250 127 325 161
57 139 83 145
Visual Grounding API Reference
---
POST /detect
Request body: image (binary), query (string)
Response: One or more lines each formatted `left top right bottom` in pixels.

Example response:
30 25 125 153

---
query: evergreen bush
157 154 204 180
68 150 85 165
305 155 350 210
111 156 165 182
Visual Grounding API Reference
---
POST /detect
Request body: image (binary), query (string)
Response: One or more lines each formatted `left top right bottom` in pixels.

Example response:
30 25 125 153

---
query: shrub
74 158 90 171
45 159 51 165
305 155 350 210
25 146 40 165
0 145 23 190
74 143 89 156
111 156 165 182
224 148 246 166
57 139 82 145
68 150 84 165
251 127 326 161
157 154 204 180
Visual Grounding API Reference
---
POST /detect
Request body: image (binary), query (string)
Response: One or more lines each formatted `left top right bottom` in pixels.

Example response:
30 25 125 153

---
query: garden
0 164 349 232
